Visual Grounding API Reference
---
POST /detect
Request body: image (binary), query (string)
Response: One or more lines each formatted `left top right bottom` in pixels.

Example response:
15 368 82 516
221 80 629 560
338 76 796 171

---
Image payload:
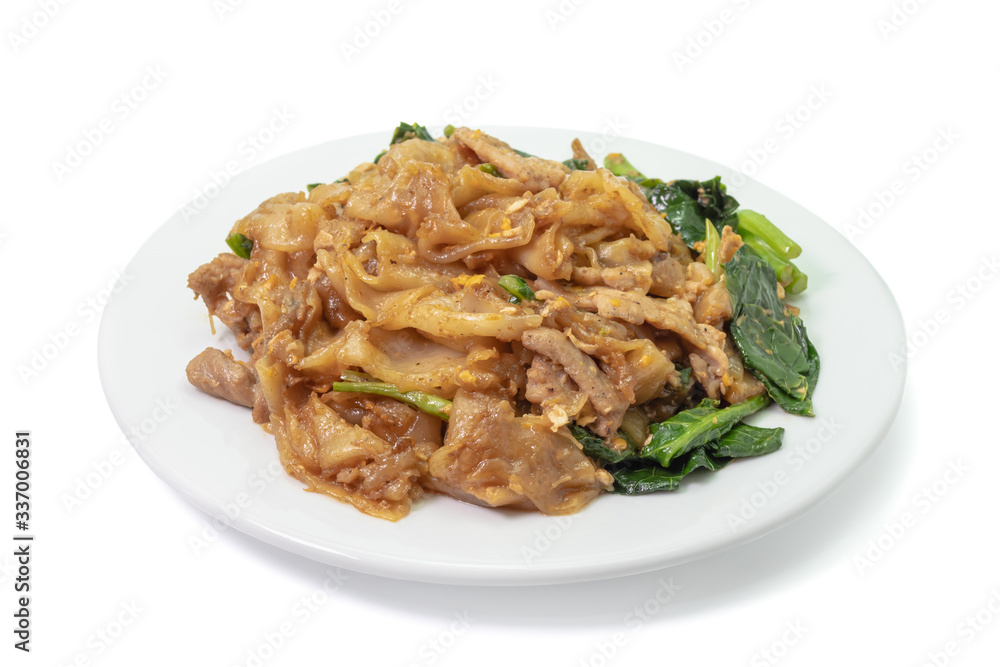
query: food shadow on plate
226 389 916 628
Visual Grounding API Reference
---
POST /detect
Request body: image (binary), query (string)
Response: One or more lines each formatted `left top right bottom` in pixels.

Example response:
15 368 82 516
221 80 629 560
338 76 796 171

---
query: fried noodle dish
186 123 819 521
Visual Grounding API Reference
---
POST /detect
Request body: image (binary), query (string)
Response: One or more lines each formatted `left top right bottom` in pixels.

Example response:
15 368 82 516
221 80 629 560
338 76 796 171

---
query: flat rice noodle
320 248 541 341
345 160 462 238
297 320 465 398
234 193 328 253
256 354 423 521
511 222 574 280
417 205 535 264
450 164 530 209
378 138 467 176
557 170 674 251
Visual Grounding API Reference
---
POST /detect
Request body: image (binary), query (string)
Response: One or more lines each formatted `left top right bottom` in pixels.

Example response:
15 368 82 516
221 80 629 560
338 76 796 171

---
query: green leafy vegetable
562 157 590 171
725 245 819 415
608 400 788 496
443 124 455 138
306 183 322 192
569 425 638 464
648 177 740 247
680 446 730 475
373 149 387 164
751 331 820 416
330 374 451 421
610 464 684 494
225 233 253 259
642 394 770 467
478 163 501 177
498 275 536 303
617 426 642 454
601 154 739 246
390 122 434 144
712 424 784 457
610 446 729 495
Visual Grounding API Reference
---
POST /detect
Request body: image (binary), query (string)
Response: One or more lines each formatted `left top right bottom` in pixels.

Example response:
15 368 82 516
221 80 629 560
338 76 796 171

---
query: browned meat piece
693 279 733 329
535 280 731 400
570 138 596 170
683 261 716 305
721 337 766 404
687 323 731 399
215 299 262 351
453 127 569 193
718 225 743 263
187 253 246 312
665 231 694 265
541 282 709 348
521 327 628 437
536 292 679 403
426 390 611 514
524 356 590 430
186 347 255 408
188 253 261 351
456 344 530 402
649 252 687 298
252 386 270 424
312 270 360 329
572 332 676 406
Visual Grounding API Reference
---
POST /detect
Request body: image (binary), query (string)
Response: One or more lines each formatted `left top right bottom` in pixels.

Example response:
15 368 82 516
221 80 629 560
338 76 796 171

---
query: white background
3 0 999 665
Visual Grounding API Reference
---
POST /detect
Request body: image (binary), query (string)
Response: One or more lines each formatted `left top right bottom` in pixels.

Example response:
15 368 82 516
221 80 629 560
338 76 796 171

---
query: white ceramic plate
99 127 905 585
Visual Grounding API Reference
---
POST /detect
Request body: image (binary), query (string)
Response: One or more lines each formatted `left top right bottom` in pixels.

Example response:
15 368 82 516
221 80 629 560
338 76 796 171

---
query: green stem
603 153 645 179
739 229 794 285
737 210 801 260
498 275 536 302
784 269 809 295
704 219 722 279
330 377 451 421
